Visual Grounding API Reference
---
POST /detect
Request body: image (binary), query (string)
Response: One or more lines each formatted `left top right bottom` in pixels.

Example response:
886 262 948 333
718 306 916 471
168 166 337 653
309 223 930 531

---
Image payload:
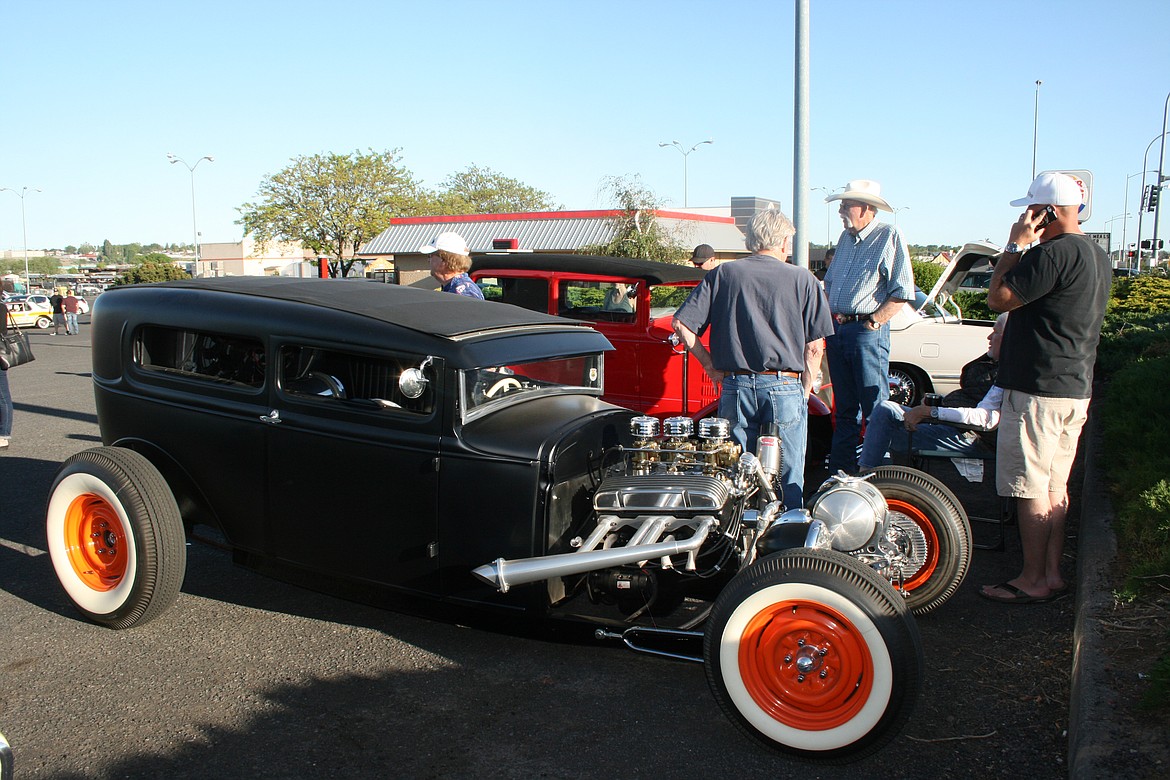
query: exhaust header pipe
473 517 716 593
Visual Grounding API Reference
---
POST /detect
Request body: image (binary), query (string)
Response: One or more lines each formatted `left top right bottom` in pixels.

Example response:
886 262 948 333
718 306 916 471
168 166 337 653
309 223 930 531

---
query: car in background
886 241 1000 404
11 293 90 315
470 254 834 473
4 299 53 329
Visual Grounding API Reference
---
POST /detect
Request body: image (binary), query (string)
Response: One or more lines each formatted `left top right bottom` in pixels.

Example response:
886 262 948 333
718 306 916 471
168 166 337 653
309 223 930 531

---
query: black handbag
2 311 35 369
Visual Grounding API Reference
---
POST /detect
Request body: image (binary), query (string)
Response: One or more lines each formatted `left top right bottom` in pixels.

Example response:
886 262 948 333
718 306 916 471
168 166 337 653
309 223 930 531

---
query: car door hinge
432 457 440 472
427 542 439 559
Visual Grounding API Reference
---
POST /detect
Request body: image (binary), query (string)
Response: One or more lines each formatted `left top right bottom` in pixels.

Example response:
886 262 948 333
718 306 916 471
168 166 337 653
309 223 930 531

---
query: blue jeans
826 321 890 473
65 312 79 334
719 373 807 510
858 400 989 469
0 368 12 437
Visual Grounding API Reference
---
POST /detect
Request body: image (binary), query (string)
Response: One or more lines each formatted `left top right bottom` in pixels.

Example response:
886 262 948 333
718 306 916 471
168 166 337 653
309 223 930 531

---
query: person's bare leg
983 495 1058 600
1044 489 1069 592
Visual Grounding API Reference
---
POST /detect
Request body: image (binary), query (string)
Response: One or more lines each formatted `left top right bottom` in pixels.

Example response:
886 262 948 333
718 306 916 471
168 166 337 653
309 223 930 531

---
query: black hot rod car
46 277 972 762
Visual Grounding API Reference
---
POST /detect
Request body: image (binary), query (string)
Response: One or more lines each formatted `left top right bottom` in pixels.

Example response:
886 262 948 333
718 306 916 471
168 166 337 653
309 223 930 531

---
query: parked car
886 241 1001 404
470 254 833 472
16 293 89 314
46 277 972 762
4 300 53 329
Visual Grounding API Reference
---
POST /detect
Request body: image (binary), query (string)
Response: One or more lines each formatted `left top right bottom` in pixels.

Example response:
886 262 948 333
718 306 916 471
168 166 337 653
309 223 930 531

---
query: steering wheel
485 377 523 399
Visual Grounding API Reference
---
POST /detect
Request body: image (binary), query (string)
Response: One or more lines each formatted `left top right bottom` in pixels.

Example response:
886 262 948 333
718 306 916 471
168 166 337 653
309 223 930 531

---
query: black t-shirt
997 233 1110 399
50 294 64 314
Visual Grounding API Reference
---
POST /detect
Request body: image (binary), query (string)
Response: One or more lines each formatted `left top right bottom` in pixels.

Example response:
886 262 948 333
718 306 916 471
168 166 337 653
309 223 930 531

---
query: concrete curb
1068 397 1118 777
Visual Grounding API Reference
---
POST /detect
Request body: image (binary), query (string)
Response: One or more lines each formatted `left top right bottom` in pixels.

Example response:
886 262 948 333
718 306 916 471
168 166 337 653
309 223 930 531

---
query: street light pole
1032 80 1042 180
812 186 842 245
1121 170 1154 271
1104 213 1131 264
1134 135 1165 271
167 153 214 267
1152 91 1170 265
658 139 712 208
0 186 41 292
893 206 910 227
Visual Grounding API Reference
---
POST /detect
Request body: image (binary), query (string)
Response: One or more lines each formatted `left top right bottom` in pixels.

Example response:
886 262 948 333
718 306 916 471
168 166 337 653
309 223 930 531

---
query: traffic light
1149 186 1160 212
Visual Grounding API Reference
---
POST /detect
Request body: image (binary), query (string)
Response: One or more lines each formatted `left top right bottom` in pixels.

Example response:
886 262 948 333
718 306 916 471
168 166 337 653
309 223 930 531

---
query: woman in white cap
420 231 484 299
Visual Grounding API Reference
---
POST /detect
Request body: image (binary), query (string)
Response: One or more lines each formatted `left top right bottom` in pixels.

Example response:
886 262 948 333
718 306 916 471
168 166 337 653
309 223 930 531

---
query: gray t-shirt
674 254 835 372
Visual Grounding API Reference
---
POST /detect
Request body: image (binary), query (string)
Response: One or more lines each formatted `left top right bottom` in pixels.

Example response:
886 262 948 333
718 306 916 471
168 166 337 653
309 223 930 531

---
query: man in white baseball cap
980 172 1109 604
821 179 915 473
419 231 483 299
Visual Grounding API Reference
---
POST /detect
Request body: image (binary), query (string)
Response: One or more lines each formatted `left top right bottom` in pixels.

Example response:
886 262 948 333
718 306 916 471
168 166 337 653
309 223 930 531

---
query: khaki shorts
996 389 1089 499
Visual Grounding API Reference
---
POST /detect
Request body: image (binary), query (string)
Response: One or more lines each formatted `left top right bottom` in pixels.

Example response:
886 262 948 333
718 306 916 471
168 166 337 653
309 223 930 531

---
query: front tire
46 447 187 629
704 549 922 763
868 465 972 615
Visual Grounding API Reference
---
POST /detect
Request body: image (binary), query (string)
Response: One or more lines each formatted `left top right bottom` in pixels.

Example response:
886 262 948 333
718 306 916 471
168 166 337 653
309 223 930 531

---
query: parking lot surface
1 320 1082 778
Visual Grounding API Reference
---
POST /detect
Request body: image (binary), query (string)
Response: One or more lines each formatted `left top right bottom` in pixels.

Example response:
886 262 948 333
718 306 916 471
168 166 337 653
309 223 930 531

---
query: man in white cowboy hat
419 231 484 299
979 172 1110 605
822 179 914 474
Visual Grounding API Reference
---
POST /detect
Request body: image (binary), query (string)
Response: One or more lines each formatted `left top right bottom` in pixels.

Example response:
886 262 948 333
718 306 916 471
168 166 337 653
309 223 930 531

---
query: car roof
471 254 706 285
121 276 582 339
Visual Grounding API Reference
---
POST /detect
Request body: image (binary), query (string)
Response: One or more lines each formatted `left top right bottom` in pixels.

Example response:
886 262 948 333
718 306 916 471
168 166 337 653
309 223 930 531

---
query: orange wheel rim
737 599 873 730
63 493 128 591
887 498 939 589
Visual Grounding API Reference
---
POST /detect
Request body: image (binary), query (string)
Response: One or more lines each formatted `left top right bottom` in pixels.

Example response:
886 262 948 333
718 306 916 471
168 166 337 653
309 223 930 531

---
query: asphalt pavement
0 315 1129 779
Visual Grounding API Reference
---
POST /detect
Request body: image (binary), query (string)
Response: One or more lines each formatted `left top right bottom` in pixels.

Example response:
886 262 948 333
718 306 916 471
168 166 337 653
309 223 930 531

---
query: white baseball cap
1009 172 1083 207
419 231 469 255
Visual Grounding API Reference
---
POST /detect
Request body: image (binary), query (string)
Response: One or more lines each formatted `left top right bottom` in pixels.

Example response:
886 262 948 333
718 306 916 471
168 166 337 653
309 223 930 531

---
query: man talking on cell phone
979 172 1110 605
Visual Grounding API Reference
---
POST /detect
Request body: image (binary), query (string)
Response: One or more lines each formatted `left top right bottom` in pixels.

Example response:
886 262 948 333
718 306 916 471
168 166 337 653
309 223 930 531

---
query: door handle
260 410 282 425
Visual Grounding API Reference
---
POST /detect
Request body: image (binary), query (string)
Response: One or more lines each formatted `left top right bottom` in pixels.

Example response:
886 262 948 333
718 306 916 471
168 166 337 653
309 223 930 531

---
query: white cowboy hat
824 179 893 212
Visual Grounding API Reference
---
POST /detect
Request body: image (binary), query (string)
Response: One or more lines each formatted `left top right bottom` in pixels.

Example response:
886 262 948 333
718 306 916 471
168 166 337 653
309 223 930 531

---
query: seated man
859 313 1006 471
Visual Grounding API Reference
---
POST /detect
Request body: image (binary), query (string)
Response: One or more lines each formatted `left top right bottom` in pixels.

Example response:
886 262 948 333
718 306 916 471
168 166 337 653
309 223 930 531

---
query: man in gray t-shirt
673 209 834 509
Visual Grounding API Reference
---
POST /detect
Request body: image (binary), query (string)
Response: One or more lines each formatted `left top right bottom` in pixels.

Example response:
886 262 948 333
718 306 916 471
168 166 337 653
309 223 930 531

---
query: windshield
460 353 604 422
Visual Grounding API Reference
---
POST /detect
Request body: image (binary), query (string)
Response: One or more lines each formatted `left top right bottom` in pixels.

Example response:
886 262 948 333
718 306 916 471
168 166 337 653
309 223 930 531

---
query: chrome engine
473 415 930 609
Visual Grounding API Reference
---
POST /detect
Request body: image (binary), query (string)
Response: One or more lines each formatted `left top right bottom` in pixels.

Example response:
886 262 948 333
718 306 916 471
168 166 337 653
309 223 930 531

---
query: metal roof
359 211 747 256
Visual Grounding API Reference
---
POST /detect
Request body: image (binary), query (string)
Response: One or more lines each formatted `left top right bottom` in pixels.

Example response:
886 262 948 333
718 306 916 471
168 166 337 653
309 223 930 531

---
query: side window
279 345 434 415
557 280 636 323
136 326 266 388
478 276 549 313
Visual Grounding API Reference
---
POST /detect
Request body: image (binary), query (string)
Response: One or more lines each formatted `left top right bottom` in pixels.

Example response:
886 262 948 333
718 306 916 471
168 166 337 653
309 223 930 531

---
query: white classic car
886 241 1002 404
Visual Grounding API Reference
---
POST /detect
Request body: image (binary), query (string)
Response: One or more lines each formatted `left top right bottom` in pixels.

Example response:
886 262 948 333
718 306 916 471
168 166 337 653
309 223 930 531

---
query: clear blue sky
2 0 1169 253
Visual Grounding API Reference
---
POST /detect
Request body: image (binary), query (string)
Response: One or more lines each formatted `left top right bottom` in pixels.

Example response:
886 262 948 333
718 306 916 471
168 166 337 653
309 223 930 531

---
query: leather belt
834 313 874 324
729 370 801 378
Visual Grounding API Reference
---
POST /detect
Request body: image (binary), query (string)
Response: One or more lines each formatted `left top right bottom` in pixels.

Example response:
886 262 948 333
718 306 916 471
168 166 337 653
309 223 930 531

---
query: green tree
78 243 96 255
115 256 190 285
579 175 688 264
432 164 559 214
237 148 426 278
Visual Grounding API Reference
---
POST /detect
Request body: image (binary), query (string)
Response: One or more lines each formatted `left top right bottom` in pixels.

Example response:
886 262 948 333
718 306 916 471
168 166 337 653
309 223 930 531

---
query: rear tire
704 548 922 763
868 465 971 615
46 447 187 629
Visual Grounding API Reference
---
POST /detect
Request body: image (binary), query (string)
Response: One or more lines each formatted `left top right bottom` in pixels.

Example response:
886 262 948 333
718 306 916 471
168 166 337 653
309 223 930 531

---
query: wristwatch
1003 242 1022 254
930 407 939 420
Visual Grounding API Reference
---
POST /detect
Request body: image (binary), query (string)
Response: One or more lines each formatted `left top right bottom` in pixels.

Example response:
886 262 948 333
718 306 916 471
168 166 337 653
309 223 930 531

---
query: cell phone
1036 205 1057 228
